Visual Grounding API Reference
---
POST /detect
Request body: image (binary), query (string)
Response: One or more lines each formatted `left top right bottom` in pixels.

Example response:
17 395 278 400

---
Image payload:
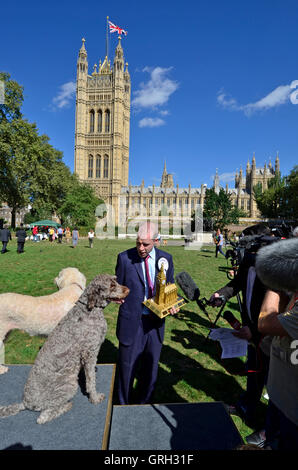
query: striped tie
144 255 154 298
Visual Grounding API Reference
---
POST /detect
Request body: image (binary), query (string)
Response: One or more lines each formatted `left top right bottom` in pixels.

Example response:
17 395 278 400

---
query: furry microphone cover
255 238 298 293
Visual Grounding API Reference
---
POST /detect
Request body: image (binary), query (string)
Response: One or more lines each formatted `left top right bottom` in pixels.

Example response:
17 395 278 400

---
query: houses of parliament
74 35 280 224
0 33 280 227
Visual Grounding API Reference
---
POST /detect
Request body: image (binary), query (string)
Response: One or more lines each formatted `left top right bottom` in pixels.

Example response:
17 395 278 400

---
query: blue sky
2 0 298 188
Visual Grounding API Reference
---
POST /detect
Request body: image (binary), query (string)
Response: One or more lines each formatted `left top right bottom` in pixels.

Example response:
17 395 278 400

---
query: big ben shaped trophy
143 263 187 318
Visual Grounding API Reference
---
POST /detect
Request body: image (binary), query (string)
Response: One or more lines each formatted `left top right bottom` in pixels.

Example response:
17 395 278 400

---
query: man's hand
209 293 224 307
232 326 252 340
169 305 180 315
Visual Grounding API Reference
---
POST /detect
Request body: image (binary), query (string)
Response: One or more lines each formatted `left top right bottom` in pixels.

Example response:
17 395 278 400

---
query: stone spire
213 168 220 194
275 151 280 174
77 38 88 76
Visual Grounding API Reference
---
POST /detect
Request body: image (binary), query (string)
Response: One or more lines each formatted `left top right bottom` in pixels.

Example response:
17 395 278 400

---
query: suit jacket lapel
132 248 145 285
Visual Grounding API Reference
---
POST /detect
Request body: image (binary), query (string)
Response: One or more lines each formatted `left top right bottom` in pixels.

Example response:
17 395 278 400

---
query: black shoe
246 430 266 448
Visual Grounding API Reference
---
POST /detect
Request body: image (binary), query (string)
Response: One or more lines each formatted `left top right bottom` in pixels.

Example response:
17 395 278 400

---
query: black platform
108 402 243 450
0 364 115 450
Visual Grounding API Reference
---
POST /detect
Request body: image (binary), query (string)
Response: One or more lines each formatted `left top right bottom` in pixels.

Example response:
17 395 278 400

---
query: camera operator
209 233 278 432
256 237 298 450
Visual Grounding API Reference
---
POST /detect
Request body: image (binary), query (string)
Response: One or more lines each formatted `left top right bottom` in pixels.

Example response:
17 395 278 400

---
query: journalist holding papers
115 222 179 405
256 237 298 450
208 233 278 427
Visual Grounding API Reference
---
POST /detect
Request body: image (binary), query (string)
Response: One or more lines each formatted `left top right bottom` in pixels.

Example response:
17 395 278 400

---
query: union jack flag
108 20 128 36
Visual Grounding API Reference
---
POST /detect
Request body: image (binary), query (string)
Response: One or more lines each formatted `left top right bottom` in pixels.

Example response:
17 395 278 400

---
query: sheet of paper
209 327 248 359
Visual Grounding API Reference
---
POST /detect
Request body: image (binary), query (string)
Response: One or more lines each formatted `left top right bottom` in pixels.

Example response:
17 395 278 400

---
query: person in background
0 226 12 254
16 223 27 254
32 225 38 242
214 228 226 258
48 227 54 242
65 227 71 243
57 226 63 244
88 229 95 248
72 227 79 248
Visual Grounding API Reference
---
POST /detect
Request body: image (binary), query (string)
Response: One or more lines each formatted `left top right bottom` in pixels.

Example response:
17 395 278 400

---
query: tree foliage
254 167 298 220
57 176 102 227
0 73 101 228
203 188 246 230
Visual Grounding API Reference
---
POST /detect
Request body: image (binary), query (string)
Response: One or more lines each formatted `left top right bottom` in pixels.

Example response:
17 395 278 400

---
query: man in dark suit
115 221 178 405
0 226 12 254
16 223 27 253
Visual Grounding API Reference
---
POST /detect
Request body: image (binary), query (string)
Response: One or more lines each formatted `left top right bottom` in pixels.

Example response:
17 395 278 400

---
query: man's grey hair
293 226 298 237
137 221 159 240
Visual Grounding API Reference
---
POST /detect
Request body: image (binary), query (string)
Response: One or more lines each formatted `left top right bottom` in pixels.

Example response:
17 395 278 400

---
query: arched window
105 109 110 133
88 155 93 178
89 110 95 133
97 110 102 133
96 155 101 178
104 154 109 178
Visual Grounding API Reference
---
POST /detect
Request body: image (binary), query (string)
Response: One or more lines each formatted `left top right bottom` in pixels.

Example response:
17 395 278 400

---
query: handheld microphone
175 271 211 321
175 271 200 302
223 311 241 330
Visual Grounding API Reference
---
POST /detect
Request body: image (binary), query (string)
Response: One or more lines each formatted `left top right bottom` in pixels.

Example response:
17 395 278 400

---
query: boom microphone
175 271 211 321
255 238 298 292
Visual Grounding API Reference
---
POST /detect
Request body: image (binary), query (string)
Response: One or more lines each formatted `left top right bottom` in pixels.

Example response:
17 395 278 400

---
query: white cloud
132 67 179 109
217 83 292 116
159 110 170 116
219 172 236 183
210 171 236 184
52 81 76 109
138 117 166 128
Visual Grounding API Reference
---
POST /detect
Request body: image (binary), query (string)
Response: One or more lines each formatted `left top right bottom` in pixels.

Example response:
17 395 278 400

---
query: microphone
256 237 298 292
223 311 241 330
175 271 211 321
175 271 200 302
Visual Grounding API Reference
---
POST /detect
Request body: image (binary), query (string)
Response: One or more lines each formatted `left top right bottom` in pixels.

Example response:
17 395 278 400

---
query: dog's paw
89 392 105 405
37 412 49 425
0 365 8 375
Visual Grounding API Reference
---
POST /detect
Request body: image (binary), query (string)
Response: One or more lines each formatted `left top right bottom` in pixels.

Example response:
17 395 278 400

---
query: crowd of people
0 224 97 252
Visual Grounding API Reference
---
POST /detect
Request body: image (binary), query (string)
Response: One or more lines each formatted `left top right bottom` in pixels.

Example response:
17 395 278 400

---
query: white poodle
0 267 86 374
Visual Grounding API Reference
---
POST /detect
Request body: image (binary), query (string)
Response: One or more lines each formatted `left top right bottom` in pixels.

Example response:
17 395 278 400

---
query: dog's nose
123 287 130 296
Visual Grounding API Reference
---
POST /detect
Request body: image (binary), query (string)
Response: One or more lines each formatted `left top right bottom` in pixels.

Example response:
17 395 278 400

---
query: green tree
282 166 298 220
0 72 23 122
253 172 285 219
0 73 75 227
57 176 102 227
203 188 246 230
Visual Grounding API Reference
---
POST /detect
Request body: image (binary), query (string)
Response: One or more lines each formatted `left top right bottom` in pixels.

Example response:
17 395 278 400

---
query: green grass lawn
0 237 267 440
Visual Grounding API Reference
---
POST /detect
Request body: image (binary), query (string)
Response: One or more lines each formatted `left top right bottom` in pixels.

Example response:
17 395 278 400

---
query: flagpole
106 15 109 59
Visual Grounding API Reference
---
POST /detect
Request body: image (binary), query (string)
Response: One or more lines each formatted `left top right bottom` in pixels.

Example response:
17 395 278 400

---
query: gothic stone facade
74 38 279 222
120 156 279 221
74 37 130 221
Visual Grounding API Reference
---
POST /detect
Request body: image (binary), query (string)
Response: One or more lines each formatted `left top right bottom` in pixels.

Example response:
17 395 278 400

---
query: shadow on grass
157 343 244 405
172 308 246 376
